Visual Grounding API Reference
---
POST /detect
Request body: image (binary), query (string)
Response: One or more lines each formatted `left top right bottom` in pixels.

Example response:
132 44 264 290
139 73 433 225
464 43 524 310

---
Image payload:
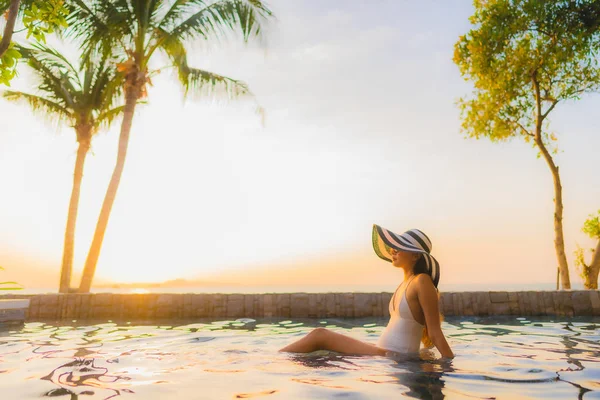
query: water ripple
0 316 598 399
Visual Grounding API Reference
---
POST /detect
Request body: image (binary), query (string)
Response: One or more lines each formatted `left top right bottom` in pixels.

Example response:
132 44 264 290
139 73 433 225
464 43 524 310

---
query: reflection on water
0 316 598 399
41 357 132 399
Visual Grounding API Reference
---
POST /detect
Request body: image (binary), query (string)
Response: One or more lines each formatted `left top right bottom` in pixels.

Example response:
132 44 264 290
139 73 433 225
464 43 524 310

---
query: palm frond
91 66 125 114
8 42 125 131
75 58 125 129
158 0 189 29
96 105 126 128
3 91 73 123
150 26 189 82
101 0 136 37
131 0 163 32
82 67 94 99
28 42 81 84
66 0 133 63
184 67 250 99
163 0 272 44
18 44 79 109
66 0 112 46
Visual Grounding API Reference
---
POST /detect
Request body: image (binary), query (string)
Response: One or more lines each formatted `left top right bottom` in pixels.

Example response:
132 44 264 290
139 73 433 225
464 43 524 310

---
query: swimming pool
0 316 598 399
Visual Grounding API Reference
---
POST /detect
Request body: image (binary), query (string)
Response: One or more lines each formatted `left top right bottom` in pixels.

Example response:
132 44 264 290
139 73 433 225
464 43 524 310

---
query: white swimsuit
377 276 424 354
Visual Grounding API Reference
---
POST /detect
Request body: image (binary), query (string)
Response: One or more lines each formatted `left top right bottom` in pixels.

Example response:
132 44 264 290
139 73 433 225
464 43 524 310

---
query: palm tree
3 44 125 293
67 0 273 293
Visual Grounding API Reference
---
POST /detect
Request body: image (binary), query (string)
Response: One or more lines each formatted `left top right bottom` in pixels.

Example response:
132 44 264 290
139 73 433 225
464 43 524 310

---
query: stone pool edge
0 291 598 321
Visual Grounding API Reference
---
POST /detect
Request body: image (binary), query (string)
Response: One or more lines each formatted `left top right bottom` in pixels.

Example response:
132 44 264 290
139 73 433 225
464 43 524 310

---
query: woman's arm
416 275 454 359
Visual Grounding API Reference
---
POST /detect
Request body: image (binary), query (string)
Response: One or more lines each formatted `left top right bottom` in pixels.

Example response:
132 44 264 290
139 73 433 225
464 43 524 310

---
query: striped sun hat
372 224 440 287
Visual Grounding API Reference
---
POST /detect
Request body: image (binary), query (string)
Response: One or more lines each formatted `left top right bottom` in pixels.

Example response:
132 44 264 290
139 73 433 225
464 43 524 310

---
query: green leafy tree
0 0 69 85
559 1 600 33
574 210 600 289
454 0 600 289
3 44 125 293
67 0 273 293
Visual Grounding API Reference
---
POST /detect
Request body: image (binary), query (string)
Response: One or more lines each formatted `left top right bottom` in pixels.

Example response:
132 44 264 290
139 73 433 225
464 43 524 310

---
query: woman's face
390 248 419 268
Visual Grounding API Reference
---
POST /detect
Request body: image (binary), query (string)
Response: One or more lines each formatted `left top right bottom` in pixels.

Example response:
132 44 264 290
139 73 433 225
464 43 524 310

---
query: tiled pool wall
0 291 599 320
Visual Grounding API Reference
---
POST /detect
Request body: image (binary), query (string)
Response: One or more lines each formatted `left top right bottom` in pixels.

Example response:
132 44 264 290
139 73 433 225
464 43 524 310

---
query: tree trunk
538 145 570 289
584 239 600 290
78 86 141 293
0 0 21 57
532 75 571 290
58 134 90 293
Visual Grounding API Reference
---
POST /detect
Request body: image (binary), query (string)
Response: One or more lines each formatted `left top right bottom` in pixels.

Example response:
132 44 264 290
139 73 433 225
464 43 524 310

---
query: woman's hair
412 255 443 348
413 256 433 285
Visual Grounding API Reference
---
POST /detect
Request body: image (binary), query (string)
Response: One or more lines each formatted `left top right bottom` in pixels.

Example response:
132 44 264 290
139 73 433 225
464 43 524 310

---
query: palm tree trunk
0 0 21 57
59 134 90 293
584 240 600 289
78 86 141 293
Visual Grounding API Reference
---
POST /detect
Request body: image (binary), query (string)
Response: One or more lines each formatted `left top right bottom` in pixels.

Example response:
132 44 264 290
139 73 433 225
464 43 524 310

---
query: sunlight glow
130 289 150 294
0 1 598 290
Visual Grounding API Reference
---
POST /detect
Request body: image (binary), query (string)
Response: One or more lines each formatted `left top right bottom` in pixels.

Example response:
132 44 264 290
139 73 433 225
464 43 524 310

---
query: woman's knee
309 327 329 344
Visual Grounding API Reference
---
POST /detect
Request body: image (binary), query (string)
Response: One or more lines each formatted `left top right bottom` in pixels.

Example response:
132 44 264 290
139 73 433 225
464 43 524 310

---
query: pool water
0 316 598 399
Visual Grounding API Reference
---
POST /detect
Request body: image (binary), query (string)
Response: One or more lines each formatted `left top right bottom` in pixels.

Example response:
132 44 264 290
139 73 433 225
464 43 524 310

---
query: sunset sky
1 0 599 291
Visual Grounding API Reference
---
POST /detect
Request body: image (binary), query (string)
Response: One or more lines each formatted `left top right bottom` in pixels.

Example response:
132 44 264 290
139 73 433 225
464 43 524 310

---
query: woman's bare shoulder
414 273 435 287
413 274 439 312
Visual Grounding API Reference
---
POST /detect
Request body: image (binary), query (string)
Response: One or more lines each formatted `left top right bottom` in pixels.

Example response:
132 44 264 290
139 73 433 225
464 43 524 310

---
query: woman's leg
279 328 386 356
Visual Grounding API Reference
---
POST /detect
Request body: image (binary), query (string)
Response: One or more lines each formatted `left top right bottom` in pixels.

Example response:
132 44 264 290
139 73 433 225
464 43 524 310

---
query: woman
279 224 454 359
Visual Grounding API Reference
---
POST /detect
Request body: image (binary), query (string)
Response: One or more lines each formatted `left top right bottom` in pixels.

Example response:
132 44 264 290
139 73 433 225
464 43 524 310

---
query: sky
0 0 599 291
